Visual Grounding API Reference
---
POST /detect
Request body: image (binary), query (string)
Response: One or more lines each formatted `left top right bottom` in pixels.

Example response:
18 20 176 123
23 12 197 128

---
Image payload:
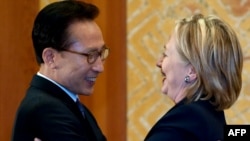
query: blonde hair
174 13 243 110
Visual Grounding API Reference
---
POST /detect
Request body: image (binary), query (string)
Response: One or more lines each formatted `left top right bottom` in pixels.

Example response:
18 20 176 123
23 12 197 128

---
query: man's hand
34 138 41 141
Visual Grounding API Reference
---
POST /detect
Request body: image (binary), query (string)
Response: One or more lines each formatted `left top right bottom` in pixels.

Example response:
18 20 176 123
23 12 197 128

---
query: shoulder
167 99 222 120
19 84 76 121
160 100 225 128
145 100 225 141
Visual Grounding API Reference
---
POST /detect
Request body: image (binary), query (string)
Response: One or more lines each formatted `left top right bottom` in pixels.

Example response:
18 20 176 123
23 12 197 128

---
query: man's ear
188 65 197 82
42 48 57 68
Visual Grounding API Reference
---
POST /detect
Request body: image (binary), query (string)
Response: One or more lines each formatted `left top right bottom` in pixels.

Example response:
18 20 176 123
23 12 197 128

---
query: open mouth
86 77 96 82
162 77 166 83
160 70 166 83
85 77 97 86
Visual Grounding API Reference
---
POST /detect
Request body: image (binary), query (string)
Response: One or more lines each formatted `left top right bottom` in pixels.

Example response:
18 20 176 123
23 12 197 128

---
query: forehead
67 21 105 50
165 34 176 51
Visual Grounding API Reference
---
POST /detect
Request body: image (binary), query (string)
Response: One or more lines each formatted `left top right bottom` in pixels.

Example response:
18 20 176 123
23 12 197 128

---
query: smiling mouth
160 70 166 83
87 77 96 82
85 77 97 85
85 77 96 87
162 77 166 83
160 70 166 76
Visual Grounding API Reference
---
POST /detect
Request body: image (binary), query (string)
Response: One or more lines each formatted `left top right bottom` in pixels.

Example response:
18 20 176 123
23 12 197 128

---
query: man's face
54 21 105 95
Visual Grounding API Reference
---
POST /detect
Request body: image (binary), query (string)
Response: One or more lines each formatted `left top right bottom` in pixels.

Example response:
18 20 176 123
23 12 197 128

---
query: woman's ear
188 65 197 82
42 48 57 68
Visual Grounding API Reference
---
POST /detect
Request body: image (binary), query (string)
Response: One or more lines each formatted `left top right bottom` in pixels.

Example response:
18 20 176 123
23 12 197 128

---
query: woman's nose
156 58 162 68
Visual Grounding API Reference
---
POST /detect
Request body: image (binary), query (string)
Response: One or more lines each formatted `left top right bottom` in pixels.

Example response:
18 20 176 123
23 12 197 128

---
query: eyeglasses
61 46 109 64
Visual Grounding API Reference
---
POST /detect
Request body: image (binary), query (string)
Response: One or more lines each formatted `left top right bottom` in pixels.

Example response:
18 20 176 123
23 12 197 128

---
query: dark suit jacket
12 75 106 141
144 98 226 141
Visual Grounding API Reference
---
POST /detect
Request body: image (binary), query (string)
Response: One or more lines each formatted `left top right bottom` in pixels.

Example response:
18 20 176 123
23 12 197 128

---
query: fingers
34 138 41 141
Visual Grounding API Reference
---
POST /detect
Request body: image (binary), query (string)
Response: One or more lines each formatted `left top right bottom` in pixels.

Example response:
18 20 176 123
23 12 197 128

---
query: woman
144 13 243 141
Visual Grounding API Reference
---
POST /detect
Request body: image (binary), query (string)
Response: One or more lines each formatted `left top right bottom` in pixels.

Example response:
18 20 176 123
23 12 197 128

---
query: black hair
32 0 99 64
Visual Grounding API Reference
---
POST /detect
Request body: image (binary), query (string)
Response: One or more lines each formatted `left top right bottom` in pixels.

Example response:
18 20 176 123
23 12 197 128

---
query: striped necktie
76 99 85 118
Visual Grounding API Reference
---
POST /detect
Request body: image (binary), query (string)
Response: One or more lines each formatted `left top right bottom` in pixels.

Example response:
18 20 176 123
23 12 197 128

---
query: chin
162 92 168 95
161 88 168 94
78 93 92 96
78 89 93 96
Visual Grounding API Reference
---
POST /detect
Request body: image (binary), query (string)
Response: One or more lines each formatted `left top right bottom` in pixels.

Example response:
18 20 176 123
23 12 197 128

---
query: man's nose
92 57 104 72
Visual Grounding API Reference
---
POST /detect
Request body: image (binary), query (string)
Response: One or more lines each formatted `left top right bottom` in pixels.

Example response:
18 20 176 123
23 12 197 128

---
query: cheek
71 64 89 76
62 60 89 79
161 59 170 73
161 59 168 73
66 67 88 86
161 60 182 83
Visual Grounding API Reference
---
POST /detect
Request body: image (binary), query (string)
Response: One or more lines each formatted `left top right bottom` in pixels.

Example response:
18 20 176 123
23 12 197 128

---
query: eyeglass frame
60 46 109 64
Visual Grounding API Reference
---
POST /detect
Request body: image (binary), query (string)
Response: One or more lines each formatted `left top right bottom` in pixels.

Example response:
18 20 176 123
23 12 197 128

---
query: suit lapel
31 75 105 140
82 104 105 141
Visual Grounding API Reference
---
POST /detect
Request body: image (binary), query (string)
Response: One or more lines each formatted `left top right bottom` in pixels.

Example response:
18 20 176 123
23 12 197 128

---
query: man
11 1 108 141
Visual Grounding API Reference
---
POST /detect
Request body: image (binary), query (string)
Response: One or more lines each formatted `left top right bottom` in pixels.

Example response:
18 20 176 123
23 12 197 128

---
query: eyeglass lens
88 47 109 64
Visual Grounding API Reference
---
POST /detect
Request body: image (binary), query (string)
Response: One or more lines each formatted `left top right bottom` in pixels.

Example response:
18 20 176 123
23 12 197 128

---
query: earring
184 76 190 83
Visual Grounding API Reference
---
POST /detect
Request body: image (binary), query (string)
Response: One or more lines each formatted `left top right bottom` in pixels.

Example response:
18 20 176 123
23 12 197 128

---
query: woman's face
156 34 191 103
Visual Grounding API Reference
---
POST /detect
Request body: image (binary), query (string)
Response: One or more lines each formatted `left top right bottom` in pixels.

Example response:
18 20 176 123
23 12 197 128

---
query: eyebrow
84 44 107 52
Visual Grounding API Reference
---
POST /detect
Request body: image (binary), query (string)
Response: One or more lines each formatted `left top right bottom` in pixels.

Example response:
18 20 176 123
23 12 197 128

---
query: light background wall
127 0 250 141
40 0 250 141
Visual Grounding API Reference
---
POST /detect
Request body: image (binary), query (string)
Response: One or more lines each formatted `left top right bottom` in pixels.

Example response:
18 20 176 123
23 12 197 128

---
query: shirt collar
37 72 78 102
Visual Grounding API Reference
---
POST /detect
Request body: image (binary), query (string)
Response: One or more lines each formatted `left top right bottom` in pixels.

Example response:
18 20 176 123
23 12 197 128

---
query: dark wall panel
0 0 39 141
